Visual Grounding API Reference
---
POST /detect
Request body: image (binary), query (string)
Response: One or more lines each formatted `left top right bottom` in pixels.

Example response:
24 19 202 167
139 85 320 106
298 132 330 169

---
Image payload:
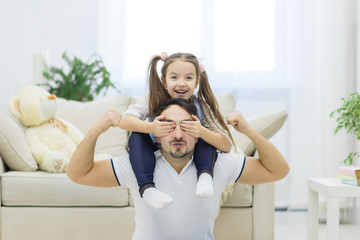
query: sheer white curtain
97 0 202 97
286 0 357 209
97 0 281 94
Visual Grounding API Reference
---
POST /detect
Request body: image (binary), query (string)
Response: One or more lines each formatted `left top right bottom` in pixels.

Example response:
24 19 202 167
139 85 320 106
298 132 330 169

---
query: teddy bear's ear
7 95 21 119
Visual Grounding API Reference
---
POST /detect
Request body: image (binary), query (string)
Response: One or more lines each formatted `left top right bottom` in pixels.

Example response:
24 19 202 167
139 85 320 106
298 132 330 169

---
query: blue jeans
128 132 217 197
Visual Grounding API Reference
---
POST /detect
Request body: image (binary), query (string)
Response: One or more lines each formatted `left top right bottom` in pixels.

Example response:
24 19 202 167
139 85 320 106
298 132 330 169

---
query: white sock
142 187 173 210
196 173 214 197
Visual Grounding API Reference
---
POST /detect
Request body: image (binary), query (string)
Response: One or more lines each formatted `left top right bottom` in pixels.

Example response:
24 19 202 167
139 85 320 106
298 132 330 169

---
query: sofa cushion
0 112 38 171
1 171 129 207
221 183 253 207
220 148 253 208
232 110 288 156
216 93 236 116
57 93 131 158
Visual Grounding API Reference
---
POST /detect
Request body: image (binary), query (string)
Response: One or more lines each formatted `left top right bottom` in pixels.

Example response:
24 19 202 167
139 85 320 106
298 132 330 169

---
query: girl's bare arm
198 127 232 152
180 115 231 152
119 115 175 137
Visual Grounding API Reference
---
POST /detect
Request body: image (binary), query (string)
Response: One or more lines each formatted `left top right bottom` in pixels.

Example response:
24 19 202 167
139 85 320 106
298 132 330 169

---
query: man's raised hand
225 110 251 134
93 108 122 134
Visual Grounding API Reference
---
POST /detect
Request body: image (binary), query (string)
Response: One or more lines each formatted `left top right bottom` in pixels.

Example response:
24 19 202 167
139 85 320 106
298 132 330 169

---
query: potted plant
41 52 119 101
330 92 360 165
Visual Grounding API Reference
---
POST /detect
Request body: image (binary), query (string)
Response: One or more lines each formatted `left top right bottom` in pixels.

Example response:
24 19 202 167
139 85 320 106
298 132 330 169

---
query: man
67 98 289 240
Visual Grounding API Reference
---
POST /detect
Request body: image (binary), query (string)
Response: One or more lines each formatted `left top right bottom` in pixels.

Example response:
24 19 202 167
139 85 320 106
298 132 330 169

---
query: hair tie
160 52 168 62
199 64 205 73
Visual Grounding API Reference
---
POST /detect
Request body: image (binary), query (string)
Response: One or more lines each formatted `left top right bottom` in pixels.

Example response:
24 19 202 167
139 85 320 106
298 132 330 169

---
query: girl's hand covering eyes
152 115 176 137
180 115 203 138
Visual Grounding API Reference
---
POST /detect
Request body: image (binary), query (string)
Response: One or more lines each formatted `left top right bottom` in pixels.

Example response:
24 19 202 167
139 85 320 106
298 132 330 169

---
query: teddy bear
7 85 85 173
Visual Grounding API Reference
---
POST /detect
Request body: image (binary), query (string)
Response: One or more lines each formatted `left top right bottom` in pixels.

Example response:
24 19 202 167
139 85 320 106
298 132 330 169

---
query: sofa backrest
0 92 288 174
0 93 237 172
57 93 131 157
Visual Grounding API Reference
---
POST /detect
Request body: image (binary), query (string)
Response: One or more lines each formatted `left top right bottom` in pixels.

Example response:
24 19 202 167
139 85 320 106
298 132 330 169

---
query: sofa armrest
252 182 275 240
0 155 4 208
0 155 6 174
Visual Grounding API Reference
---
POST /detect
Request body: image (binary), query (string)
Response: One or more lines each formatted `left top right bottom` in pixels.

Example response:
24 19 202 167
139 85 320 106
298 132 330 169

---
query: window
100 0 285 89
98 0 288 206
124 0 201 77
214 0 275 72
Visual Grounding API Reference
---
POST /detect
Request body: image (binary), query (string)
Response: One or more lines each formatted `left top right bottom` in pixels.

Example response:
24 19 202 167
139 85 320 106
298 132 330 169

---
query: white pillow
57 94 131 158
232 110 288 156
0 112 38 171
216 93 236 116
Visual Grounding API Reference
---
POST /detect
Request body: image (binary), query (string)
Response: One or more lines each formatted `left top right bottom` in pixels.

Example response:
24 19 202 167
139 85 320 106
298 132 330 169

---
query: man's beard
167 140 193 159
169 148 191 159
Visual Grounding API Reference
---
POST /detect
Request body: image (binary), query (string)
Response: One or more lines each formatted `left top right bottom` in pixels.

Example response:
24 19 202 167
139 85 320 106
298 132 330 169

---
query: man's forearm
244 127 289 180
66 128 101 182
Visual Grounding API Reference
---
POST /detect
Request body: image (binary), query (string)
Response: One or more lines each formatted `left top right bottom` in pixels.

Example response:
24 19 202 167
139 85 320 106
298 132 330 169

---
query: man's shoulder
110 154 136 188
111 154 130 162
217 152 245 161
216 152 246 171
216 152 246 182
111 154 132 170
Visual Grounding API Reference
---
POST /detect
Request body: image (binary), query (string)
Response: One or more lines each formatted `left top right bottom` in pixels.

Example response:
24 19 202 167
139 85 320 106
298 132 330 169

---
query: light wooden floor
275 211 360 240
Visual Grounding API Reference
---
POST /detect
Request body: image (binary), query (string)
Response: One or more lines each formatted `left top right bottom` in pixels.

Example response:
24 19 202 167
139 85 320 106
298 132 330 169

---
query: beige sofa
0 92 287 240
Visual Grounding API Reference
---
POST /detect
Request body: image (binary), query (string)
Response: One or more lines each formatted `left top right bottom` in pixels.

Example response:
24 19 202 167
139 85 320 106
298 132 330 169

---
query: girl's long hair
147 55 171 117
147 53 235 148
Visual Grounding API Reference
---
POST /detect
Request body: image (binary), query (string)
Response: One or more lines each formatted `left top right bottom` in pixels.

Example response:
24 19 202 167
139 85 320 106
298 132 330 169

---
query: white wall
0 0 99 113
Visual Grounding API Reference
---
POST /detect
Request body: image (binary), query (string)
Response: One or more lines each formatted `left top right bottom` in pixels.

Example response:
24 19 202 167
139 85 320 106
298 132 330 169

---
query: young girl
120 52 235 210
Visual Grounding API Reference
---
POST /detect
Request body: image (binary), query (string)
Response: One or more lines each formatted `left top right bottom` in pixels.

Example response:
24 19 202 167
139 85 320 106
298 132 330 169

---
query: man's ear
161 76 167 88
156 137 160 143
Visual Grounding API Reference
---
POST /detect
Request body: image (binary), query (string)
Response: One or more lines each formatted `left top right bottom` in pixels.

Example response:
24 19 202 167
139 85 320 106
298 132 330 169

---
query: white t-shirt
111 150 246 240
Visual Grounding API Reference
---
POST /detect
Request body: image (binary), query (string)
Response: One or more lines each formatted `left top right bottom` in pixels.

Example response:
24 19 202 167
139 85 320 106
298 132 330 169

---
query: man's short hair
155 98 198 118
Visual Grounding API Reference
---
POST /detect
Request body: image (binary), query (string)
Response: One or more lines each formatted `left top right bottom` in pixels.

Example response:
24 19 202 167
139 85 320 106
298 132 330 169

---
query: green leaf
343 151 360 165
331 92 360 164
40 51 119 101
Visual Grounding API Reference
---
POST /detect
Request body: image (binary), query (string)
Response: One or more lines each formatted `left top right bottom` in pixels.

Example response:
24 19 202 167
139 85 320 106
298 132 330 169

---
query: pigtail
197 71 236 149
147 55 170 117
